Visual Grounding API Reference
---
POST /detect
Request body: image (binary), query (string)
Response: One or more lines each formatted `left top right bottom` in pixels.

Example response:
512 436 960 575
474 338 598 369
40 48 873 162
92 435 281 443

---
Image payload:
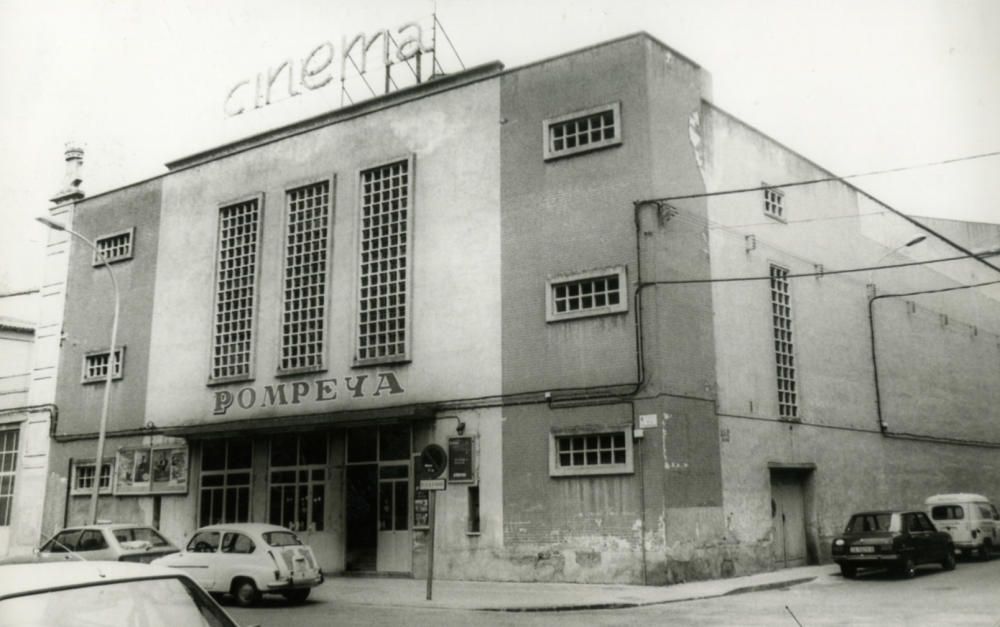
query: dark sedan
832 510 956 578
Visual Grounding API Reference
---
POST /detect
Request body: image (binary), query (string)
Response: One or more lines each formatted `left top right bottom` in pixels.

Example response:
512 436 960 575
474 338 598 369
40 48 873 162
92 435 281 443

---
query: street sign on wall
447 436 475 483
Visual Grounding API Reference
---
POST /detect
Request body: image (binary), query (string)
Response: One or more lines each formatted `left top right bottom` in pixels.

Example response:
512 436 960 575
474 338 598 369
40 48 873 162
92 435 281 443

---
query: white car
0 561 242 626
152 523 323 606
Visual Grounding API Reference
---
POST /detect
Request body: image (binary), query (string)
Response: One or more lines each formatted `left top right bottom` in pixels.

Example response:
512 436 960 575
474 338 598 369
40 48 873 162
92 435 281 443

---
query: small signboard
447 437 475 483
419 479 447 491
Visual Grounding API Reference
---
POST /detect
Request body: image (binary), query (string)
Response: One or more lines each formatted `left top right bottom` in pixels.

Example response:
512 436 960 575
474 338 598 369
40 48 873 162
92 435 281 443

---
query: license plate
850 546 875 553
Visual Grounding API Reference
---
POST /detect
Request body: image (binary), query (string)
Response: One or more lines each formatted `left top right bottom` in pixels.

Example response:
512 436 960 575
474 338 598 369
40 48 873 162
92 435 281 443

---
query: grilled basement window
467 485 480 534
544 102 622 160
280 180 333 374
93 228 135 265
268 434 327 532
199 438 252 526
356 159 412 365
210 196 262 382
547 266 628 322
82 348 124 383
70 459 114 495
763 186 785 221
549 427 634 477
0 428 18 524
770 264 799 419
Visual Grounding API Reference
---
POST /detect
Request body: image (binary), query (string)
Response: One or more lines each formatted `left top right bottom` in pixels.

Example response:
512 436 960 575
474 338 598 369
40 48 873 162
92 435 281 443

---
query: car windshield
113 527 171 548
262 531 303 547
845 513 895 533
0 576 236 627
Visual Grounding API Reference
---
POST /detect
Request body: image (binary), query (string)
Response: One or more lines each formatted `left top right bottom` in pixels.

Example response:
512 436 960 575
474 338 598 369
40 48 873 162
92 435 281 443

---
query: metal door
770 472 807 567
376 462 411 572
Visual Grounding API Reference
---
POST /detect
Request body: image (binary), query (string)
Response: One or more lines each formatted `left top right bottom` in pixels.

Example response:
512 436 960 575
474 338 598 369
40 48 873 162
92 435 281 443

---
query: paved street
228 559 1000 627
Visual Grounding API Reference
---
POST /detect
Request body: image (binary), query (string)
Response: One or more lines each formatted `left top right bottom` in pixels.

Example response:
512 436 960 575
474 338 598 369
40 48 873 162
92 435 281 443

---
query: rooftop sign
225 19 440 117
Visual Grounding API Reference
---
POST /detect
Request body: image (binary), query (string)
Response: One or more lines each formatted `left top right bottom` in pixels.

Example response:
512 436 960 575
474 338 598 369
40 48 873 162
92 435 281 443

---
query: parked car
831 510 956 579
0 561 244 626
925 493 999 560
0 523 179 565
152 523 323 606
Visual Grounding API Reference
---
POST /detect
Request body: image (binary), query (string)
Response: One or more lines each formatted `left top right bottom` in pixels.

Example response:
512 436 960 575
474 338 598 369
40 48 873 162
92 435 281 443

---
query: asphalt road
228 558 1000 627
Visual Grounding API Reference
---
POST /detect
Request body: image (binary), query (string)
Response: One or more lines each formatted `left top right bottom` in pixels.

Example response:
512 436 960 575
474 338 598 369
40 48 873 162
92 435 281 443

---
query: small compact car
0 523 179 565
0 561 243 626
831 510 956 579
925 493 999 560
152 522 323 606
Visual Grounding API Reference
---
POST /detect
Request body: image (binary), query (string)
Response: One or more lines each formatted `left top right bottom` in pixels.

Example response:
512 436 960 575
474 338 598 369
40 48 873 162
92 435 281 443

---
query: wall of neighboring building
0 311 35 557
701 103 1000 573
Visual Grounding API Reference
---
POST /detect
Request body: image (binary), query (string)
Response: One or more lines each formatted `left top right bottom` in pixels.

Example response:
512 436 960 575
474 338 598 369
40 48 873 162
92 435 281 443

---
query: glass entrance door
377 463 411 572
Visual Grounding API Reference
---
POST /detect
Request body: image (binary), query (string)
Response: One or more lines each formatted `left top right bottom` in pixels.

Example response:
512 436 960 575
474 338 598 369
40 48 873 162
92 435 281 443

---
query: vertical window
280 181 332 373
467 486 480 534
356 160 411 365
763 186 785 220
93 228 135 265
70 460 113 495
0 428 18 525
268 434 326 532
543 102 622 160
82 348 124 383
199 438 252 526
770 264 798 419
211 197 262 382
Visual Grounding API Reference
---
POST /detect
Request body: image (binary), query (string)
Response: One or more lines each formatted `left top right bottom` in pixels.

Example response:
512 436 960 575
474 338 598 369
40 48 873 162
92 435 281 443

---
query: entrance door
345 464 378 572
770 470 807 567
377 463 411 572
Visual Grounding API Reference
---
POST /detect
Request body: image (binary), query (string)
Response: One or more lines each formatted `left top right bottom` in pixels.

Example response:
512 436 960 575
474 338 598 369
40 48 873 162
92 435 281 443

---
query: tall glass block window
268 434 327 532
210 198 261 381
280 181 332 373
357 160 411 364
770 264 798 419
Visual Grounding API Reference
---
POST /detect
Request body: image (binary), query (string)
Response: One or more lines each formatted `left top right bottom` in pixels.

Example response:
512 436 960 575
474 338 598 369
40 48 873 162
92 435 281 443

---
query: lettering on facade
224 21 434 117
212 372 405 415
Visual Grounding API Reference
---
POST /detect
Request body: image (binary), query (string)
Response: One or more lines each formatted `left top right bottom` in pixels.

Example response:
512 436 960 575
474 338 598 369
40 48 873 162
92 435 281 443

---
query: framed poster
151 446 189 494
114 445 189 495
447 436 476 483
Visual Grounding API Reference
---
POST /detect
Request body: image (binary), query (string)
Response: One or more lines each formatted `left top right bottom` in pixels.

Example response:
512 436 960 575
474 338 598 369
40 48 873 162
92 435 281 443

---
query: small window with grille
543 102 622 160
210 196 262 382
770 264 799 419
547 266 628 322
763 186 785 221
280 179 333 374
70 459 114 495
82 348 124 383
356 159 412 365
549 427 634 477
93 228 135 265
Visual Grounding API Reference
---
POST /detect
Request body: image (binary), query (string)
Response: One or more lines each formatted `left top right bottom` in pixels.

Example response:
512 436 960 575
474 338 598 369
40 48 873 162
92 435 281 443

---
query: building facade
39 33 1000 585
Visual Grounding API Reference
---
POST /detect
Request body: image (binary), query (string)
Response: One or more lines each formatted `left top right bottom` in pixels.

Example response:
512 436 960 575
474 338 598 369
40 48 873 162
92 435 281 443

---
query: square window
763 186 785 221
93 228 135 265
82 348 125 384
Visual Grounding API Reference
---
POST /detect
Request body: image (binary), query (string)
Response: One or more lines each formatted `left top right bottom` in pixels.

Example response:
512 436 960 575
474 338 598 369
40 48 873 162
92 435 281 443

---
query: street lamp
868 234 928 290
36 216 120 524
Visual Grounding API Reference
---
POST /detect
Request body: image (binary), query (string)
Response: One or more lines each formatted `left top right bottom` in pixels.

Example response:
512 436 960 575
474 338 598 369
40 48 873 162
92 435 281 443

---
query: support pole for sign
426 490 436 600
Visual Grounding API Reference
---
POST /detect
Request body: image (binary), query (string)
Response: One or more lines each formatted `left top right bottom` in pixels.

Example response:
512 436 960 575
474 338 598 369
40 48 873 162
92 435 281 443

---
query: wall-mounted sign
447 436 475 483
212 372 404 416
115 446 189 496
224 20 436 118
419 444 447 479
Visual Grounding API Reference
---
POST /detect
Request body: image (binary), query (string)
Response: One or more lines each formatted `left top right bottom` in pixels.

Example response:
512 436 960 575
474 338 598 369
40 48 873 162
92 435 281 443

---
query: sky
1 0 998 294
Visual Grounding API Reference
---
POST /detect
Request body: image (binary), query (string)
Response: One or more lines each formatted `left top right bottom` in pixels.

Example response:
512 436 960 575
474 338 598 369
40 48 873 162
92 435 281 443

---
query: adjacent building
37 33 1000 584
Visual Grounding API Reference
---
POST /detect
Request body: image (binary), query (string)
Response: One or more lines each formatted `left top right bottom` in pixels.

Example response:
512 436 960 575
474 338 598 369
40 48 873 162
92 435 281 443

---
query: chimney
50 143 86 204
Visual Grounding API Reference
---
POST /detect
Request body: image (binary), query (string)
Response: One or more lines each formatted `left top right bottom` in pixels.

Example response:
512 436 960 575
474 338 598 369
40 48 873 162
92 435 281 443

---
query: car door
219 531 257 588
175 530 221 590
901 513 926 562
38 529 83 562
75 529 116 561
978 504 998 547
915 512 945 560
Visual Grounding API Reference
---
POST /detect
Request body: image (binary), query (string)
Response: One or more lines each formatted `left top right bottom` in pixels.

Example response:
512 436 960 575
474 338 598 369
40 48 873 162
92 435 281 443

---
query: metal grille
358 161 409 362
550 109 616 155
764 187 784 219
770 265 798 418
0 429 18 525
281 182 331 372
212 199 260 380
556 432 627 468
94 230 133 264
553 274 621 314
83 349 123 382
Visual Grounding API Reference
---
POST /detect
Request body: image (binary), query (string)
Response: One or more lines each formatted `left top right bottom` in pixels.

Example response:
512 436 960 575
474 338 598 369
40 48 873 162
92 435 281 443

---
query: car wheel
232 578 260 607
282 588 311 604
942 549 956 571
839 564 857 579
897 557 916 579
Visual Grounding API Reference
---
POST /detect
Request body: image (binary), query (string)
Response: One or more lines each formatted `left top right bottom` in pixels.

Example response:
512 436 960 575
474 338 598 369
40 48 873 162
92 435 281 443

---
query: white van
925 493 999 559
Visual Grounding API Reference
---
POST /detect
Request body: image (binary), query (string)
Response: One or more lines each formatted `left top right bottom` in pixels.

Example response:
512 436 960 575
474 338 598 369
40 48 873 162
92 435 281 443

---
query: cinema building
36 33 1000 584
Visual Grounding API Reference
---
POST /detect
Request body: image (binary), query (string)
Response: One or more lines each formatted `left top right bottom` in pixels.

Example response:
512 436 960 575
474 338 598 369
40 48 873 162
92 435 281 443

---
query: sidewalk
313 564 836 611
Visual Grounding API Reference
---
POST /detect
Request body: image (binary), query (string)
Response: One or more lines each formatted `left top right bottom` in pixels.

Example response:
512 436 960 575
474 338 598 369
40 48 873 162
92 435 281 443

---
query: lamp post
868 234 928 290
36 216 120 524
